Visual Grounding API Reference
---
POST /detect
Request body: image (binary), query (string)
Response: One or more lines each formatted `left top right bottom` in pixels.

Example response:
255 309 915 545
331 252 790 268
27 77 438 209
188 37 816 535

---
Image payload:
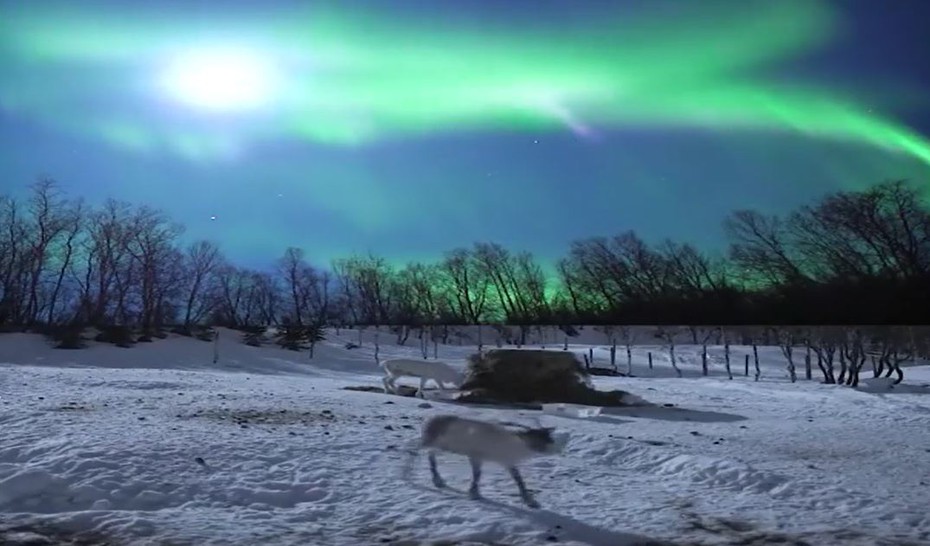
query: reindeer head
517 426 565 455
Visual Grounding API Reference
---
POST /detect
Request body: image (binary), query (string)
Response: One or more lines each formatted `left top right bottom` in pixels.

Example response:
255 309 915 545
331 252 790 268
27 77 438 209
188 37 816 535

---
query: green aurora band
1 0 929 167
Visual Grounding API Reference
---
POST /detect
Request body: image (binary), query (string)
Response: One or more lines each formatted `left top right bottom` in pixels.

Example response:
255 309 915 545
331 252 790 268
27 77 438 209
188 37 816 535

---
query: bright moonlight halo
159 47 279 111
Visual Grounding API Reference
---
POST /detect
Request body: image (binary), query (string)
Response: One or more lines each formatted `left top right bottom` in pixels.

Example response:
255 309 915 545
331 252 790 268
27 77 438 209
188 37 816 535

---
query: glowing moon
159 48 278 111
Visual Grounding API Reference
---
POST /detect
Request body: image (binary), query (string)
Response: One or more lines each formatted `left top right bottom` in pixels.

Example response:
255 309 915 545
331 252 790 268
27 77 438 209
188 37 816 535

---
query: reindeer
403 414 566 508
380 358 463 398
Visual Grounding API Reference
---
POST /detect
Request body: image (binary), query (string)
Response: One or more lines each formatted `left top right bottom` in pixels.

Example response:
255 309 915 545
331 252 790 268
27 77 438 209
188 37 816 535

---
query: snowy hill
2 330 930 545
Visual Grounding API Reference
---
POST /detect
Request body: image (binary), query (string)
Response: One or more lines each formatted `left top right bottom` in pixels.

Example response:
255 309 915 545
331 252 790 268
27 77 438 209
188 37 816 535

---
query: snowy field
2 328 930 545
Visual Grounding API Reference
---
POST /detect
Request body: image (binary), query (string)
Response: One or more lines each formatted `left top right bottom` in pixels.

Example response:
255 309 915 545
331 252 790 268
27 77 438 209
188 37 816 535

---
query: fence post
805 346 812 380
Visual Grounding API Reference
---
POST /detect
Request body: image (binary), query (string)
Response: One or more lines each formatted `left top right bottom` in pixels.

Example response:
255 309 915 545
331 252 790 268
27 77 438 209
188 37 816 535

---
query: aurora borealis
1 0 928 268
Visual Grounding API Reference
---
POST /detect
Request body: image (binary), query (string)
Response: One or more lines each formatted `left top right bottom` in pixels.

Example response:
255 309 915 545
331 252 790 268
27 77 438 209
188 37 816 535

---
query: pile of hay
457 349 634 407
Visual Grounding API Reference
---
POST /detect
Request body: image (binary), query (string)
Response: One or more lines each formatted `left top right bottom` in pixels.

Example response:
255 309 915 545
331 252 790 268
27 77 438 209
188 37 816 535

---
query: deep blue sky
1 0 928 268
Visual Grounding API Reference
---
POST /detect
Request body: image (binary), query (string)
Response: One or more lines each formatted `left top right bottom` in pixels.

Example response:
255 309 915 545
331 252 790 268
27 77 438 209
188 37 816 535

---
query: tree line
1 177 928 333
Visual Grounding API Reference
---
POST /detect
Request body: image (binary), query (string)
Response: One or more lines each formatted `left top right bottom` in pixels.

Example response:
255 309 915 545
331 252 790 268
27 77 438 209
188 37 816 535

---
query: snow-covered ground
2 328 930 545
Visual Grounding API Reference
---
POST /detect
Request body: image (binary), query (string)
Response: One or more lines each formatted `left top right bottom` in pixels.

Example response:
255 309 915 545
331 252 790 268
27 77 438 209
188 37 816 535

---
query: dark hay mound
588 367 627 377
458 349 633 407
343 385 420 397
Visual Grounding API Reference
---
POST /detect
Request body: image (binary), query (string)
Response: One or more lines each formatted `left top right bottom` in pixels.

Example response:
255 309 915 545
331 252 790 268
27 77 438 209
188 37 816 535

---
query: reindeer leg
382 375 393 394
508 466 540 508
400 448 420 481
417 377 427 398
428 451 446 488
468 457 482 499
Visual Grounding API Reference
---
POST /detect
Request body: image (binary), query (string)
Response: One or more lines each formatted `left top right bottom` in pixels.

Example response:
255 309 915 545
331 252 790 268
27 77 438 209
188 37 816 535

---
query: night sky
2 0 928 269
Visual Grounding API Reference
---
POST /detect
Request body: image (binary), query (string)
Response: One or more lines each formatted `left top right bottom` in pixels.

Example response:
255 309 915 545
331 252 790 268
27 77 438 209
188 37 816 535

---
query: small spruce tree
276 322 309 351
241 325 266 347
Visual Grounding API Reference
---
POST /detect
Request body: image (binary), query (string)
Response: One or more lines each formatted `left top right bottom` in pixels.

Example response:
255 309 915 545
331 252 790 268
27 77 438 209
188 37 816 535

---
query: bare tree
279 247 331 328
392 263 425 327
721 327 734 380
473 242 552 342
871 326 913 385
441 247 489 324
800 328 814 380
124 206 184 332
334 254 394 326
22 179 74 324
808 326 841 384
660 241 726 296
737 326 764 382
217 265 250 326
791 181 930 282
181 241 222 328
557 232 681 321
405 262 444 322
724 210 806 286
46 199 84 324
594 324 619 369
695 327 719 377
79 199 134 325
555 255 610 318
777 327 799 383
281 247 308 325
250 271 280 326
619 325 638 376
655 326 682 377
839 328 869 387
0 194 25 326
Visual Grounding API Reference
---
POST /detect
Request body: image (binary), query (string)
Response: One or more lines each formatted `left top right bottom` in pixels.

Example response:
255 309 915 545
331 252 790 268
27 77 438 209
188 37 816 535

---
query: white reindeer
402 414 566 508
380 358 463 398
